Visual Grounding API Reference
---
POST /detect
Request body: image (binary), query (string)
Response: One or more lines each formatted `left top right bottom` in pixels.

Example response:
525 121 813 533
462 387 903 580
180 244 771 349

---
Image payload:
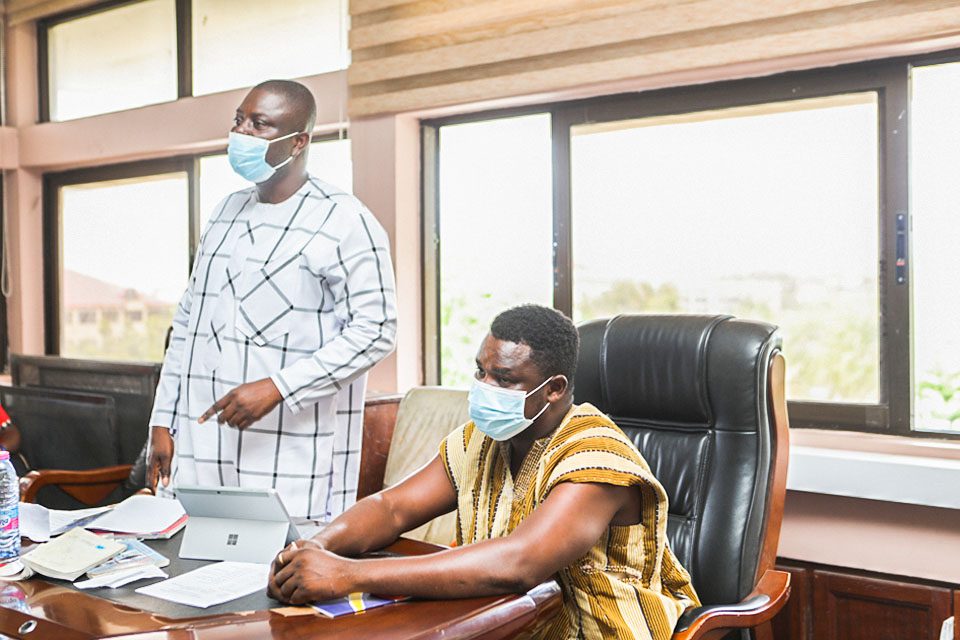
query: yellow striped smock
439 403 700 640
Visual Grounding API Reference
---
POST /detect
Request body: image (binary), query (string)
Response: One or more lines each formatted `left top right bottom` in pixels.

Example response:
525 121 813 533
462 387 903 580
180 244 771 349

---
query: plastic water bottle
0 450 20 563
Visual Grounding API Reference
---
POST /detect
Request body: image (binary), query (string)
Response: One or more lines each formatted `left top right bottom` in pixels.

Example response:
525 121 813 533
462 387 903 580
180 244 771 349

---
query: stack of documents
86 539 169 578
20 528 125 581
75 565 168 590
86 495 187 539
20 495 187 542
18 503 112 542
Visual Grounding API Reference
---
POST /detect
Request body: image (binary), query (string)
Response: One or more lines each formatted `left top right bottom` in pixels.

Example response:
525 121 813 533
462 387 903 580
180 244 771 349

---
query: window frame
42 156 199 355
422 53 960 438
37 0 189 123
37 0 348 123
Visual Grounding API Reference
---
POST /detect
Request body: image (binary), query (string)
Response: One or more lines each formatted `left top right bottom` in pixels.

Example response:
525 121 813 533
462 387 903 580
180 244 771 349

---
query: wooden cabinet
771 564 812 640
772 561 956 640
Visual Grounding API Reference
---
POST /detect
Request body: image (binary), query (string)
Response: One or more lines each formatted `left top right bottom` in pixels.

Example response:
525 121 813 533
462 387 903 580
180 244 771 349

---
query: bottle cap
0 450 9 461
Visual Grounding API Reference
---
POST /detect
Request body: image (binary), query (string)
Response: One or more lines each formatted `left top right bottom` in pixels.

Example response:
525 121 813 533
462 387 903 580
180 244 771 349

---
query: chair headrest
576 314 733 426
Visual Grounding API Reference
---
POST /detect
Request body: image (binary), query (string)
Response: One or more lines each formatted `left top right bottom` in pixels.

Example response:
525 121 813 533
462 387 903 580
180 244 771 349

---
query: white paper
135 562 269 608
50 506 113 536
0 560 33 581
75 565 167 589
86 495 185 535
940 616 954 640
18 503 50 542
20 503 115 540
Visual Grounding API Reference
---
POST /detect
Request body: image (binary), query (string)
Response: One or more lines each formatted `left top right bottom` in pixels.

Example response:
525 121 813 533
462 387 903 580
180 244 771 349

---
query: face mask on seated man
267 304 700 640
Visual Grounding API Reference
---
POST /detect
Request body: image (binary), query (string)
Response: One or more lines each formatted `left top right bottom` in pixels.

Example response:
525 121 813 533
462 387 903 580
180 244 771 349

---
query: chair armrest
20 465 134 504
672 569 791 640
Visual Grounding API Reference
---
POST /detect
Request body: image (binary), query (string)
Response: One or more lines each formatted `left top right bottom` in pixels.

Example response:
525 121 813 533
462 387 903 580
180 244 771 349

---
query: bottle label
0 509 18 532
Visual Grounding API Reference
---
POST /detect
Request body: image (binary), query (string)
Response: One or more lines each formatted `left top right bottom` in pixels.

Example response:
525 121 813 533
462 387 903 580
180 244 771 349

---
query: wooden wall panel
812 570 952 640
348 0 960 117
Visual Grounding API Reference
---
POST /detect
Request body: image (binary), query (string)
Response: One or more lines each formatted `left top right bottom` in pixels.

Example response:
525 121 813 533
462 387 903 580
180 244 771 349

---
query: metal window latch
895 213 907 285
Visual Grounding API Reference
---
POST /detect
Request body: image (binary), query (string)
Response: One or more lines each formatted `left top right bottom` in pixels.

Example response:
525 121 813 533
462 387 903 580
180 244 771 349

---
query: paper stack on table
18 503 112 542
75 565 168 589
85 495 187 539
74 539 171 589
86 539 169 577
20 528 125 581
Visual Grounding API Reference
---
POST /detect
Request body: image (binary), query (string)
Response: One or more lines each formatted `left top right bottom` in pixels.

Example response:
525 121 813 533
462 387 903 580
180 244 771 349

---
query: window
428 114 553 386
911 60 960 434
426 55 960 437
42 0 178 121
192 0 348 96
51 162 190 362
39 0 349 121
570 95 880 405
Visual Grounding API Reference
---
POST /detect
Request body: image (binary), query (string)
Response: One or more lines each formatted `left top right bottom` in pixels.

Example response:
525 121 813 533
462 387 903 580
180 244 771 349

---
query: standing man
147 80 397 520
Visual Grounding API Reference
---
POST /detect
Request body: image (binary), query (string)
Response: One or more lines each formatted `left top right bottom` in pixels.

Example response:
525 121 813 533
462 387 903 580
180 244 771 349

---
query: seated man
268 304 699 639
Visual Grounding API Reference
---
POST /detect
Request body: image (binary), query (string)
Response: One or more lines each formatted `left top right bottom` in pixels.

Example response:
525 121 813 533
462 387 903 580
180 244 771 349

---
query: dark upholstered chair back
574 314 784 607
0 385 120 508
10 355 161 465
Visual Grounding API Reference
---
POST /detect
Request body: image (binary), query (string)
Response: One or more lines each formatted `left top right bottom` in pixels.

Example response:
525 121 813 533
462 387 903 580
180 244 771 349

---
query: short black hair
254 79 317 133
489 304 579 386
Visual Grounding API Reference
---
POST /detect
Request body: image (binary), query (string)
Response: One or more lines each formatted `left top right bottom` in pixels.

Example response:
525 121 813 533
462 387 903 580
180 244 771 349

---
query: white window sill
786 429 960 510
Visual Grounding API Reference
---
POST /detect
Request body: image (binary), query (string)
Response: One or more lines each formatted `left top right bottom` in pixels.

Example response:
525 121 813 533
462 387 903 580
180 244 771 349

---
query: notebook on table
175 486 299 564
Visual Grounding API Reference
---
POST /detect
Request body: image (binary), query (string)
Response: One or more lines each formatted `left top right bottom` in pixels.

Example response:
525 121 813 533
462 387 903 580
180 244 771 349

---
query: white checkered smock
149 176 397 520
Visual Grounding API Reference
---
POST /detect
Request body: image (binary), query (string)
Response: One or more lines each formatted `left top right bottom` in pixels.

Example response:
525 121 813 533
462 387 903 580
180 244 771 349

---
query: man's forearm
339 537 537 600
312 493 406 556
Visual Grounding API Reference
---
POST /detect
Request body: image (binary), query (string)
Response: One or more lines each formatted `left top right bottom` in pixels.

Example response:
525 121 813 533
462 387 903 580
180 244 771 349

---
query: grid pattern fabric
150 176 397 520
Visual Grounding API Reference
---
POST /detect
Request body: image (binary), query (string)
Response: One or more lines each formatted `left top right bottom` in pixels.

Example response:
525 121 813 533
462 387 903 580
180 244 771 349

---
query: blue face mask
468 377 553 441
227 130 302 183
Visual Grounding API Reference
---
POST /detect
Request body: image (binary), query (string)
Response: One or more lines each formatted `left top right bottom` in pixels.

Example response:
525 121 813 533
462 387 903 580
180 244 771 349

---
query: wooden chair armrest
20 465 134 504
671 569 791 640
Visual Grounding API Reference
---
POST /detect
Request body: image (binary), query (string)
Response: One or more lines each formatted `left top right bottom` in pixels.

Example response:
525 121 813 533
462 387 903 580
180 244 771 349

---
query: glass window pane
47 0 177 121
198 138 352 230
60 173 189 362
571 95 880 404
911 61 960 433
192 0 348 96
306 137 352 194
438 114 553 387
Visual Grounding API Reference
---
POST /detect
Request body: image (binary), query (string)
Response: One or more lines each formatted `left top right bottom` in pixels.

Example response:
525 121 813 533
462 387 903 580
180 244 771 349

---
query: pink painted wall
0 128 16 168
780 490 960 582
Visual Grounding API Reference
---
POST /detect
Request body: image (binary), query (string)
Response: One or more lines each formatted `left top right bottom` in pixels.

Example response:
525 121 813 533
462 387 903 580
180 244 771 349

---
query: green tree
577 280 680 321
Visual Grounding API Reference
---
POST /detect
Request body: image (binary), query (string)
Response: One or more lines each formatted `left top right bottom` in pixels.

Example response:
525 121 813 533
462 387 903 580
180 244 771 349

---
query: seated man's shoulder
555 403 636 448
546 404 654 480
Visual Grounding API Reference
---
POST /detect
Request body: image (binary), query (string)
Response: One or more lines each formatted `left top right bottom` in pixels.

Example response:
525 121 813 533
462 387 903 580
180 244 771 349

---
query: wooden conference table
0 534 562 639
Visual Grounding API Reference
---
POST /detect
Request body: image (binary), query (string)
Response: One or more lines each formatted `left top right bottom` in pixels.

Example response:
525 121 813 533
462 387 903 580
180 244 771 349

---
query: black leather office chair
575 314 790 640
